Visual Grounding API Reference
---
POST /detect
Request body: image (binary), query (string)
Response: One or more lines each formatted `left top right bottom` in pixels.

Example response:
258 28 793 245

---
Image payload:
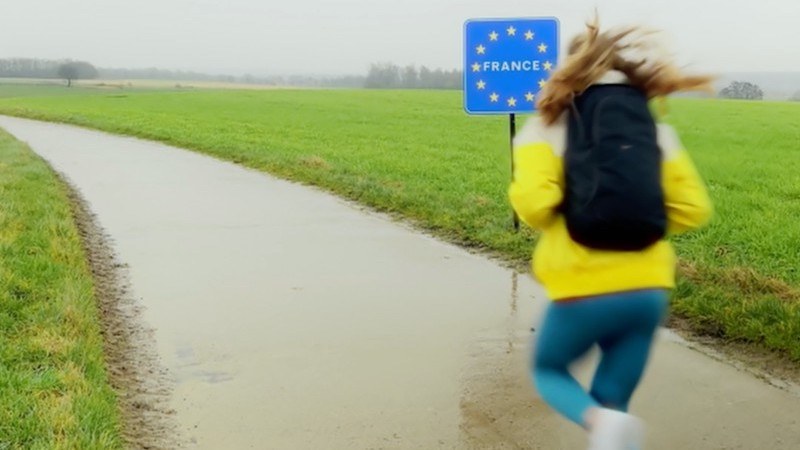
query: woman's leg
533 290 668 427
533 302 601 427
588 290 668 411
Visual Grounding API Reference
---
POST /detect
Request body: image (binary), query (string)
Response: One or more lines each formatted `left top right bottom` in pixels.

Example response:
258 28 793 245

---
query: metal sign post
509 112 519 229
463 17 560 230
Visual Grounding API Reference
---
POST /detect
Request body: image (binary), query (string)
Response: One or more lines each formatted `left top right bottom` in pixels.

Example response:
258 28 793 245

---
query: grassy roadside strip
0 129 122 448
0 88 798 364
674 262 800 362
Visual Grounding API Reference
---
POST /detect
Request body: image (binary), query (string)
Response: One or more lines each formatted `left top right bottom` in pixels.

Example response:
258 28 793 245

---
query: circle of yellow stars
471 26 554 108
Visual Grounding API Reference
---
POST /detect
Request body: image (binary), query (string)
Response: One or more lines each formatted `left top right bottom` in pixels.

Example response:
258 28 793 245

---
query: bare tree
57 61 98 87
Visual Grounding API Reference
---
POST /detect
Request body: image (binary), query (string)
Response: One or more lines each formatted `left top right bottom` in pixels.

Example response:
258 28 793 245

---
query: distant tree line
99 67 366 87
100 66 237 83
365 63 463 90
0 58 95 79
98 68 366 87
6 58 795 98
236 74 366 88
0 58 365 88
0 58 98 87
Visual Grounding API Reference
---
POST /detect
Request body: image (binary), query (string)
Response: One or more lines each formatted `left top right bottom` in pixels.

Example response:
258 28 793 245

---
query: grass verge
0 129 122 448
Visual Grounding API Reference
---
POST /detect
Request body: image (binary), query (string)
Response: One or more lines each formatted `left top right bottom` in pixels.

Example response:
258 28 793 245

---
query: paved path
1 115 798 449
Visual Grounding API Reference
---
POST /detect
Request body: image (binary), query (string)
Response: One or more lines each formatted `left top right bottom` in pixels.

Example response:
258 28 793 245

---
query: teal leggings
532 289 668 426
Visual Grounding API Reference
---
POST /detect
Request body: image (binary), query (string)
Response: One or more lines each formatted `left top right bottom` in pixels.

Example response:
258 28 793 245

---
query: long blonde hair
537 17 714 125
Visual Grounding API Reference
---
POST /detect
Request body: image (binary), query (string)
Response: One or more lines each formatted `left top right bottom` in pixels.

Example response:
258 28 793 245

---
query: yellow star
538 42 548 53
538 79 547 88
543 61 553 71
476 44 486 55
477 80 486 90
525 30 534 41
507 97 517 107
489 31 499 41
507 26 517 36
471 62 481 72
525 92 535 102
490 92 499 102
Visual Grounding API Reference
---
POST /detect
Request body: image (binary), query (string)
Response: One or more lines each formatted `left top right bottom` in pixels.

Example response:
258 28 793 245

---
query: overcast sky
3 0 799 76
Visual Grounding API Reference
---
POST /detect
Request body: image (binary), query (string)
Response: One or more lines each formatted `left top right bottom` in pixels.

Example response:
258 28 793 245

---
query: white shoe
587 408 645 450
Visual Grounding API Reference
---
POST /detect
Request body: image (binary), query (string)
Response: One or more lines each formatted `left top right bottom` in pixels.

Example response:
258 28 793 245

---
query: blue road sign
464 17 560 115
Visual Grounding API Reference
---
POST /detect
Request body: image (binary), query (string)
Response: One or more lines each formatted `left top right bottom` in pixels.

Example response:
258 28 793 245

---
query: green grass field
0 84 798 362
0 129 122 448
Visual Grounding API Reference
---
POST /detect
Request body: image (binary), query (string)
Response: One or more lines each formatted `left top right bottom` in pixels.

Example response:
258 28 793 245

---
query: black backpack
562 84 667 251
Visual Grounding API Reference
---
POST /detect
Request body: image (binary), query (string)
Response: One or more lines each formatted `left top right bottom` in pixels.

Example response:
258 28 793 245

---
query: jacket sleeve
508 141 564 230
659 125 714 234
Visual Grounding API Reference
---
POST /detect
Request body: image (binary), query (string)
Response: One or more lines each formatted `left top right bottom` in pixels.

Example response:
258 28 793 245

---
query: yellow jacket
509 85 712 301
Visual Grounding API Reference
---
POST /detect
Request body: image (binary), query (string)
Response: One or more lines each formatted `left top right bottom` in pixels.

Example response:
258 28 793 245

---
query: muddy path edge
58 170 183 449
